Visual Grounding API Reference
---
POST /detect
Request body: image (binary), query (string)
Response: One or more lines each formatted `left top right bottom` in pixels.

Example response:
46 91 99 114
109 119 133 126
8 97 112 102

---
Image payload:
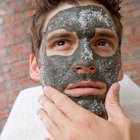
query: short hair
31 0 122 57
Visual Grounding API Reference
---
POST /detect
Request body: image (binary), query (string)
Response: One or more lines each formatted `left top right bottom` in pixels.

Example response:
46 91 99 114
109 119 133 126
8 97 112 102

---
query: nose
74 65 96 74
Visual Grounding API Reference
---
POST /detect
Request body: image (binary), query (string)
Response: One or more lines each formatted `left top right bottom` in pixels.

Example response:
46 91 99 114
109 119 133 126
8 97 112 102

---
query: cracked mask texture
39 6 121 119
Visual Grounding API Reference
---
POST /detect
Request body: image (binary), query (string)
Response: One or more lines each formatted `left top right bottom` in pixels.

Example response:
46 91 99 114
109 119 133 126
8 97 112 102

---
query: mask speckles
39 5 121 119
78 9 115 32
80 38 94 61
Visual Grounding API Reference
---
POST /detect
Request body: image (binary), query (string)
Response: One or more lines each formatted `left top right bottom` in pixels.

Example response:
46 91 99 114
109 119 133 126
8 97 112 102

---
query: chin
69 95 108 119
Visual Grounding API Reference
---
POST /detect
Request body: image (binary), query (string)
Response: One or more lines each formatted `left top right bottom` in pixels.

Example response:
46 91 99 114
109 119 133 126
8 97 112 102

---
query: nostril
74 66 96 74
89 66 95 70
75 66 82 71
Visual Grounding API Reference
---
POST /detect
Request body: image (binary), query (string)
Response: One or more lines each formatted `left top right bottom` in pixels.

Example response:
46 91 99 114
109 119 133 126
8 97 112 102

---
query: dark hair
31 0 122 57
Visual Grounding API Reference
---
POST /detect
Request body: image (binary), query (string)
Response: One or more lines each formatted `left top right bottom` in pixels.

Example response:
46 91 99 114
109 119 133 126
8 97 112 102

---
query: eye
57 40 66 46
97 40 110 48
54 40 71 49
93 39 115 57
46 32 78 56
46 37 77 56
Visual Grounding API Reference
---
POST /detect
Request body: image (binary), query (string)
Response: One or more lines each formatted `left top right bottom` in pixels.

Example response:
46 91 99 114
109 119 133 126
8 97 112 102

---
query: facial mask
39 6 121 119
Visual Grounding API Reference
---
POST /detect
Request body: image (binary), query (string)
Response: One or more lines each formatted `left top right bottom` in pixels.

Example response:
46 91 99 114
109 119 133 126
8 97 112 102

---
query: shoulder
119 74 140 93
0 85 47 140
10 85 43 112
119 74 140 99
119 74 140 122
19 85 43 99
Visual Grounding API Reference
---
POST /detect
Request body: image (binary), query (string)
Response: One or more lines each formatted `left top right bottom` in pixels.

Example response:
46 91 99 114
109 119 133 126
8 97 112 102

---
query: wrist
125 120 132 140
131 122 140 140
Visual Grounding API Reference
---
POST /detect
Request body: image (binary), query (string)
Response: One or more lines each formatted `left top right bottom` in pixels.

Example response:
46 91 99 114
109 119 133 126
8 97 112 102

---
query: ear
29 53 40 81
118 64 123 81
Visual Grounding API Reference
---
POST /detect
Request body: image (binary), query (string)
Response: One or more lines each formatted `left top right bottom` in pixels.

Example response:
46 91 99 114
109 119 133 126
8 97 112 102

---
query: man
1 0 140 140
30 0 123 119
29 0 140 140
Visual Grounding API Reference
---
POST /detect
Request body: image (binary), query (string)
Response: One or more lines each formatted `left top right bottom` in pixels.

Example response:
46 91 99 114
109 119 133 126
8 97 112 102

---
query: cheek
41 56 74 88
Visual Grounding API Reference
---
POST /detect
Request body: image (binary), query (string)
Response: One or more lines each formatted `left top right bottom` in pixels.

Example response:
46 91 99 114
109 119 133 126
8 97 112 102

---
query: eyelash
52 39 72 49
95 39 113 48
56 40 67 46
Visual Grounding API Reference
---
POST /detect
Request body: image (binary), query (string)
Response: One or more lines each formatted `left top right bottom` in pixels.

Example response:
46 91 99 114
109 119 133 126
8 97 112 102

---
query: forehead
43 4 116 35
47 6 115 34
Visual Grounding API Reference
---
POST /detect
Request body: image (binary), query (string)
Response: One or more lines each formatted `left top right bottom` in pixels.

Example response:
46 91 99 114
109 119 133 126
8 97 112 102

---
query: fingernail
38 95 45 104
38 96 42 102
45 138 50 140
37 110 41 118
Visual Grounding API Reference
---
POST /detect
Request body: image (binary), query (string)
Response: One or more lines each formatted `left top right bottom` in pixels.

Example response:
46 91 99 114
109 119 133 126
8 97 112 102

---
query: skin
38 83 132 140
39 5 121 119
29 1 140 140
38 83 140 140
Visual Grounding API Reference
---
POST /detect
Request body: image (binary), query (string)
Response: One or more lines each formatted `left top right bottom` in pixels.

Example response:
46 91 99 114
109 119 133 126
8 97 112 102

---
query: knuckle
46 121 54 133
55 110 62 119
109 98 118 106
38 109 46 120
66 130 77 140
48 105 57 117
76 114 92 127
56 95 67 108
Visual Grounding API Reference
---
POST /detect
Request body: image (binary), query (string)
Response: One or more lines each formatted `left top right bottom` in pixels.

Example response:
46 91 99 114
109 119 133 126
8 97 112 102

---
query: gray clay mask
39 6 121 119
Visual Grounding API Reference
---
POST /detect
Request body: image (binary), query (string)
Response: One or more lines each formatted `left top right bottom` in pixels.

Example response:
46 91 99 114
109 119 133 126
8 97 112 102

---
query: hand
38 83 132 140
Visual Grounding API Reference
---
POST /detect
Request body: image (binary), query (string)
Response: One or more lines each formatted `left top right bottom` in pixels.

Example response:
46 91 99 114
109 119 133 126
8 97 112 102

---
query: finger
44 137 55 140
43 86 94 122
39 95 71 131
37 108 63 140
105 83 127 123
44 138 50 140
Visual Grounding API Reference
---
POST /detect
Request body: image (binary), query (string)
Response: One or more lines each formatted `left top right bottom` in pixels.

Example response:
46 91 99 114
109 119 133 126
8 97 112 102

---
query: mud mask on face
39 6 121 119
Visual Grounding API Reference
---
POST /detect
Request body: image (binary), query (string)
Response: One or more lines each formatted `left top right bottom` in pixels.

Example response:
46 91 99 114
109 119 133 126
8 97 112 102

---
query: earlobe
29 53 41 81
118 64 123 81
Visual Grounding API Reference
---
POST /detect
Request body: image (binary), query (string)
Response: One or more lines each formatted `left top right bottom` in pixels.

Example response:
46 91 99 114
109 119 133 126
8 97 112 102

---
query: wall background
0 0 140 133
0 0 38 133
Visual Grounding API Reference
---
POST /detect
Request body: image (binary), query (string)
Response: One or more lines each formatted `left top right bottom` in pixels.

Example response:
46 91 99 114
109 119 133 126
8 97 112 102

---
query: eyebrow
46 32 73 42
95 32 117 40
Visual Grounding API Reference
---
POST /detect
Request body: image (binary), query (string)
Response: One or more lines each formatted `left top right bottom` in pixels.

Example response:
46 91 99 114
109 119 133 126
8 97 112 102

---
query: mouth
64 81 107 97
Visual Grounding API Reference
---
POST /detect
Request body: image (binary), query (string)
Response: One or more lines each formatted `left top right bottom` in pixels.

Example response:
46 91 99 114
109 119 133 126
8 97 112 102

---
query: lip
64 81 107 97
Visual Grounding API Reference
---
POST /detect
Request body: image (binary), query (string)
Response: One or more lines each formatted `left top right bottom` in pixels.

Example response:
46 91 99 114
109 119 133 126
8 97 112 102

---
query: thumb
105 83 126 123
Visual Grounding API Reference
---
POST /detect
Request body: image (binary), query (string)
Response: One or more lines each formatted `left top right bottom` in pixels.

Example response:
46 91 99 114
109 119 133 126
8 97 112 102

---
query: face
39 3 121 119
